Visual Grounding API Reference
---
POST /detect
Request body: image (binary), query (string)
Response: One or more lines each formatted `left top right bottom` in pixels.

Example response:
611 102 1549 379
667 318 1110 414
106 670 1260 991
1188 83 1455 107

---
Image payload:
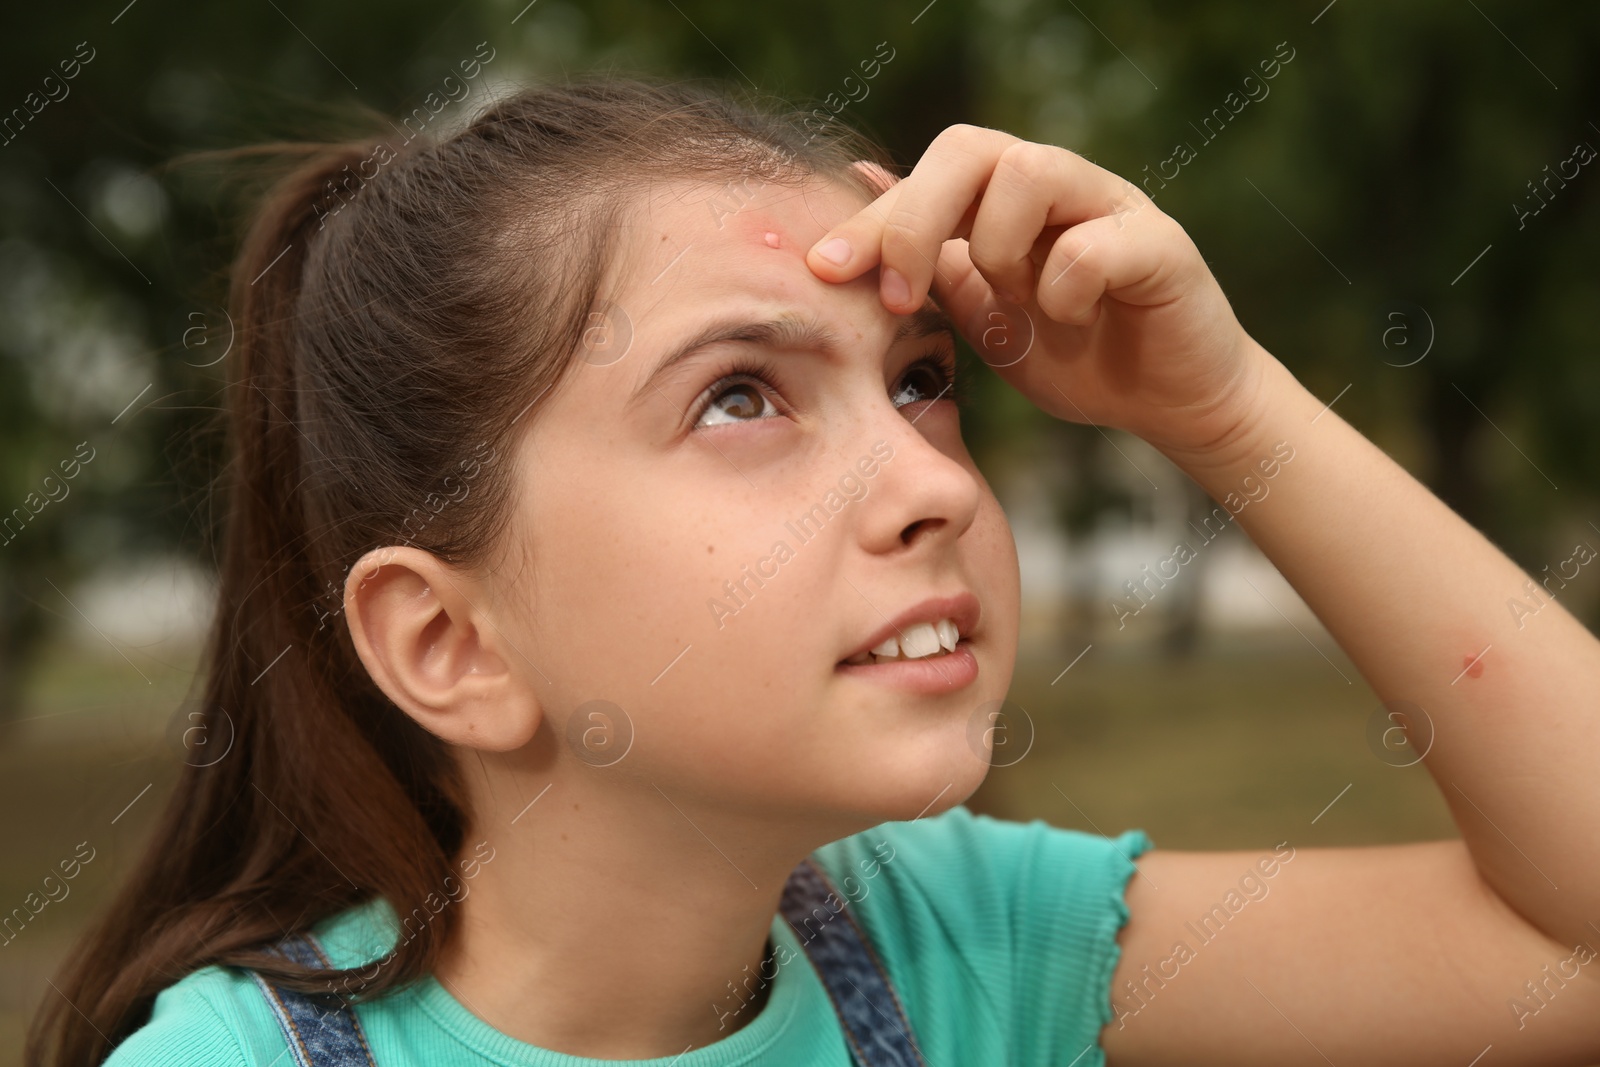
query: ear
343 546 540 751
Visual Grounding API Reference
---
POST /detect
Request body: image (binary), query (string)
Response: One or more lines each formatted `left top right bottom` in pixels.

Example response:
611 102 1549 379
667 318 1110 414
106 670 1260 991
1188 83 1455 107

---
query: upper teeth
848 618 961 664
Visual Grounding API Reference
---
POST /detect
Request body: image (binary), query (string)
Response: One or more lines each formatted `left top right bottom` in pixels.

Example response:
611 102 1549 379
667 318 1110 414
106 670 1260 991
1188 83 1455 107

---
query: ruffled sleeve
813 805 1152 1066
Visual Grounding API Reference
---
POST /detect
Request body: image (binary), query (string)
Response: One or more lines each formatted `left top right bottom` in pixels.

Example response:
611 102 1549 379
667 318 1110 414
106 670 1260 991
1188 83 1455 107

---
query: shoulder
816 803 1152 929
102 965 275 1067
104 897 399 1067
813 804 1153 1064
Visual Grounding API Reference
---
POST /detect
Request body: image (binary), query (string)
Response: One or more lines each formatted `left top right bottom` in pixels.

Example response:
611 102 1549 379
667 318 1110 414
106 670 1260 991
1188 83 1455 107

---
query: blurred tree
1246 2 1600 564
0 0 510 716
965 0 1600 637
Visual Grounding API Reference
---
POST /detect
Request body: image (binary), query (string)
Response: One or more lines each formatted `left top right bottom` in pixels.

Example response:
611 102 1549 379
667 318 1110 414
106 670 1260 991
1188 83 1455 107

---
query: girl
28 76 1600 1067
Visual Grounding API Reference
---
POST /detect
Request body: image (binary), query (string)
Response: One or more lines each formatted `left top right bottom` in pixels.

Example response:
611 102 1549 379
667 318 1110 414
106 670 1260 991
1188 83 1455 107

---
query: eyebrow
628 303 955 408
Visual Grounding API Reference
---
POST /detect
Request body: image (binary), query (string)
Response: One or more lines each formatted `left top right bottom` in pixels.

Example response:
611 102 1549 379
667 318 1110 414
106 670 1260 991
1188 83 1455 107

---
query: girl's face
495 173 1020 839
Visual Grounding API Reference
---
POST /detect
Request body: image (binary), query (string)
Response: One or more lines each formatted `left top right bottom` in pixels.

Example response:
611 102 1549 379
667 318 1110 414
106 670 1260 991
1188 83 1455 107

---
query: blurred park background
3 0 1599 1057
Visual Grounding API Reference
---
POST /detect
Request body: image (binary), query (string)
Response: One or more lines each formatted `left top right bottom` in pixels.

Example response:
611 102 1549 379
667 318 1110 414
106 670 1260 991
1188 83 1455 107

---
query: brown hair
27 74 893 1066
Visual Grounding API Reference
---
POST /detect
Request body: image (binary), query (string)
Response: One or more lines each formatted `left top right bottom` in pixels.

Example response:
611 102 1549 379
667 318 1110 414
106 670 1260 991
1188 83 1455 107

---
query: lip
835 640 979 694
837 591 982 666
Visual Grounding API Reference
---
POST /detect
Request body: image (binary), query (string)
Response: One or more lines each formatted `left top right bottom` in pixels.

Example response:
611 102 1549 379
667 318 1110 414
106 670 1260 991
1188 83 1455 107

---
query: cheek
521 476 716 663
972 492 1022 648
515 440 835 712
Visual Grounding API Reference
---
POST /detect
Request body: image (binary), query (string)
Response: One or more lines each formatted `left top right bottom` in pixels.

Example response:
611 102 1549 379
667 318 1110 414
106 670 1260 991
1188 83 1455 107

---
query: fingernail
881 267 910 307
815 238 852 266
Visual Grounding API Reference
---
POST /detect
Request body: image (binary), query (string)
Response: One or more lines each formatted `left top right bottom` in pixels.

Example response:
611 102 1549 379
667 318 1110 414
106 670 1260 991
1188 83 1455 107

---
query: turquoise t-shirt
104 806 1151 1066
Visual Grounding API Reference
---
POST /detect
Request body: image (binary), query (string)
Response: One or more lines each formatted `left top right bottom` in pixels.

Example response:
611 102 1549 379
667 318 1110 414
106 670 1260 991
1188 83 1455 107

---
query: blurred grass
969 631 1457 849
0 632 1457 1062
0 639 195 1062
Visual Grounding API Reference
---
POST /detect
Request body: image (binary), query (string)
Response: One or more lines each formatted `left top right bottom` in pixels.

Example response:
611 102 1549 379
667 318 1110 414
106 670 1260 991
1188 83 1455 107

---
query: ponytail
26 142 471 1067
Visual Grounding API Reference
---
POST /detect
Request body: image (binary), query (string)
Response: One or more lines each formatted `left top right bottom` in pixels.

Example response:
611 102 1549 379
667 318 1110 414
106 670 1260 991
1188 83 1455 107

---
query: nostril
900 517 942 546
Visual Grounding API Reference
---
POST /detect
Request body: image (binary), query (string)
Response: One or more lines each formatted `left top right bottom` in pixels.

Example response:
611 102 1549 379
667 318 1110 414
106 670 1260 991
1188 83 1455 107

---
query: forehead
605 176 877 327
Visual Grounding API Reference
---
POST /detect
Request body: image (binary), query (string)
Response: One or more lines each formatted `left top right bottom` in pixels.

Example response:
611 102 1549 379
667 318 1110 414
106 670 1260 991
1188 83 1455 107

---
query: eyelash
689 349 969 429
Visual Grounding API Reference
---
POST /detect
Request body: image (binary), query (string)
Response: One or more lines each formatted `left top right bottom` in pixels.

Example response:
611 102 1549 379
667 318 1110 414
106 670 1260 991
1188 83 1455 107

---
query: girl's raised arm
805 124 1600 1065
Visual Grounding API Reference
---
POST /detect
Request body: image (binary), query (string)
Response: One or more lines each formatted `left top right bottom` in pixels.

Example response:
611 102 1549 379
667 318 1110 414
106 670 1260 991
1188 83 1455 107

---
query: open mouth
834 592 981 692
839 618 961 666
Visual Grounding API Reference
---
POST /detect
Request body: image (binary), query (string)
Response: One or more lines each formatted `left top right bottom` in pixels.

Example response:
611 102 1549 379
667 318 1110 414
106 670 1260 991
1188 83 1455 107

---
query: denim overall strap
249 931 380 1067
780 859 927 1067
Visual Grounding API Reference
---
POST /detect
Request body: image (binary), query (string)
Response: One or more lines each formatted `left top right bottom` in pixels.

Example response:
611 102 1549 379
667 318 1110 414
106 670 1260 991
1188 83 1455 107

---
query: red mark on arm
1449 642 1492 685
763 231 781 248
1461 651 1487 679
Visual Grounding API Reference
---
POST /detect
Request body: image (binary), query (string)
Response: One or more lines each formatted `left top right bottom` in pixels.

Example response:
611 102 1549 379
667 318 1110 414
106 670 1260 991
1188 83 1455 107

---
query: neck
431 757 849 1057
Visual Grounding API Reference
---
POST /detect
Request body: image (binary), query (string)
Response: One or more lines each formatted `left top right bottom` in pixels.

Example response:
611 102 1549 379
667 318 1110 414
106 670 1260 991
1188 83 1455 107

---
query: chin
842 740 993 828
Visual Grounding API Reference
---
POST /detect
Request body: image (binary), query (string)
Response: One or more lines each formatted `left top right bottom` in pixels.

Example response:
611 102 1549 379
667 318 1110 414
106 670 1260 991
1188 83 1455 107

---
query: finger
806 124 1021 306
1030 212 1177 327
931 238 1065 382
927 238 995 344
875 126 1024 313
805 178 903 280
806 163 980 284
875 128 1139 315
968 144 1152 305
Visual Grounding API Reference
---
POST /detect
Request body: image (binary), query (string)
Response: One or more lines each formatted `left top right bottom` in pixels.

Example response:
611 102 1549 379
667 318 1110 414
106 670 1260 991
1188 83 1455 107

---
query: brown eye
697 382 774 428
892 358 955 409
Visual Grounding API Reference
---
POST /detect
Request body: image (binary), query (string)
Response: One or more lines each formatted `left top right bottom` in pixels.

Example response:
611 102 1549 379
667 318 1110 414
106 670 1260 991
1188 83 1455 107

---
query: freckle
707 544 715 554
763 231 781 248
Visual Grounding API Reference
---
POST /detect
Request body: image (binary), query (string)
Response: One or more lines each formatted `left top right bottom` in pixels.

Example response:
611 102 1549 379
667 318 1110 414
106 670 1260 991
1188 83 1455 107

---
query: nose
853 401 982 557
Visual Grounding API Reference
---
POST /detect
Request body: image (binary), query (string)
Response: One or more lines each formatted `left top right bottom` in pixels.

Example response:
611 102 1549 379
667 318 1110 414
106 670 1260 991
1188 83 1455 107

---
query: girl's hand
806 124 1273 459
